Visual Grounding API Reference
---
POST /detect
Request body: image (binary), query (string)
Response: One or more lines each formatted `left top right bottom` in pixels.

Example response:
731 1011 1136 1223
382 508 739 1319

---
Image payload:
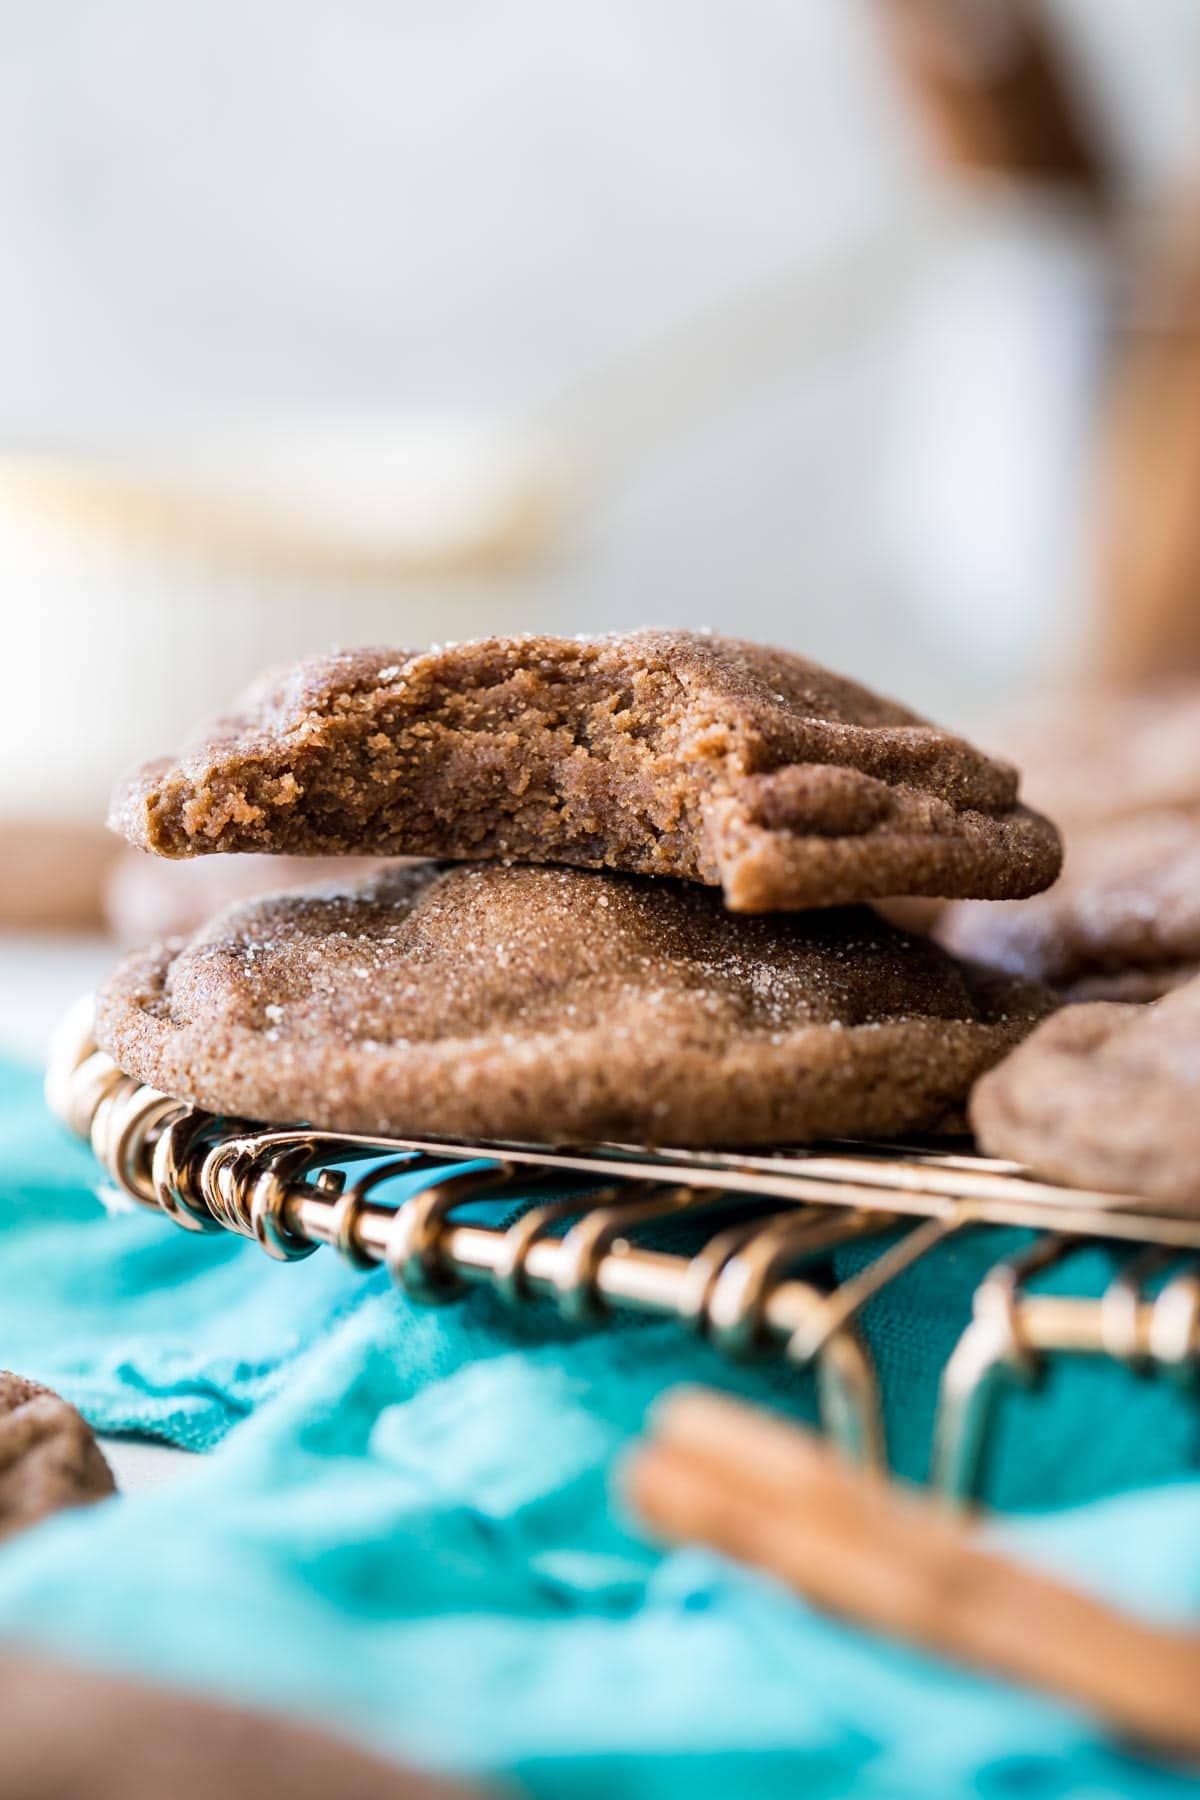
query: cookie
95 862 1053 1146
109 632 1061 913
970 980 1200 1208
985 681 1200 833
0 1372 116 1542
939 811 1200 1002
0 1651 471 1800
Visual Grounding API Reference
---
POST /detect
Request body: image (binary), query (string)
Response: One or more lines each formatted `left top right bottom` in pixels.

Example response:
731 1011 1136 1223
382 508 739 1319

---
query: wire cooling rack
47 999 1200 1506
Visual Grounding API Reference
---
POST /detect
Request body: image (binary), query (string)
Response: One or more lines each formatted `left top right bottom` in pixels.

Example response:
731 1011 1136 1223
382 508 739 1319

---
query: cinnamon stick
876 0 1111 202
1093 194 1200 682
623 1389 1200 1761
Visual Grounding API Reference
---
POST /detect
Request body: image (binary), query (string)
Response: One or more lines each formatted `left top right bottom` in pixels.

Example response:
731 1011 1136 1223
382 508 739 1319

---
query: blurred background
5 0 1200 1044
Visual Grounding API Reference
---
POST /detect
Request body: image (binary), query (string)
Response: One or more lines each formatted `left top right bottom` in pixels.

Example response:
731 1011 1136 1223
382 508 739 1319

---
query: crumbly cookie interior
113 633 1061 912
163 651 728 879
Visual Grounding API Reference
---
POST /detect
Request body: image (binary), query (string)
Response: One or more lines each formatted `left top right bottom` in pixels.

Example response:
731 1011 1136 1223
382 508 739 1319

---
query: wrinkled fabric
0 1057 1197 1798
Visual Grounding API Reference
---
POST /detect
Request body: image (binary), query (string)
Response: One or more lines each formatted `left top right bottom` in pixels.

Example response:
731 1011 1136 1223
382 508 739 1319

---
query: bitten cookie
939 811 1200 1002
970 979 1200 1209
95 862 1054 1147
110 631 1061 913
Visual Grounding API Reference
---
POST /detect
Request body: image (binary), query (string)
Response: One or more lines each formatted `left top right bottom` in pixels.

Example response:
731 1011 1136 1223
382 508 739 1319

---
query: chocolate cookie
0 1651 471 1800
110 632 1061 913
95 862 1053 1146
970 980 1200 1208
939 811 1200 1002
985 681 1200 833
0 1372 116 1542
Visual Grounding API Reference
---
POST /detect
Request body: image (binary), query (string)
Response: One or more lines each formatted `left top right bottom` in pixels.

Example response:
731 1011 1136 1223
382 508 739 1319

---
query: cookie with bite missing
971 978 1200 1209
110 631 1061 914
95 862 1053 1147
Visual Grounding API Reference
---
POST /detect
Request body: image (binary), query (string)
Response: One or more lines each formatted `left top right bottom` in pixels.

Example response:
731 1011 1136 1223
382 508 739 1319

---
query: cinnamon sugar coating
971 979 1200 1208
110 632 1061 912
95 862 1054 1146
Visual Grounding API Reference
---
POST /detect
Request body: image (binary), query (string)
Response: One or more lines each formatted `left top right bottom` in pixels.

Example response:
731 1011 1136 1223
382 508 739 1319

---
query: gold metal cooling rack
47 1001 1200 1507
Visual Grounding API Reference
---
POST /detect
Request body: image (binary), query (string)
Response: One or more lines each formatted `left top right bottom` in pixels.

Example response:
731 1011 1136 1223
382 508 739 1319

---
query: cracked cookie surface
111 632 1061 912
96 862 1054 1146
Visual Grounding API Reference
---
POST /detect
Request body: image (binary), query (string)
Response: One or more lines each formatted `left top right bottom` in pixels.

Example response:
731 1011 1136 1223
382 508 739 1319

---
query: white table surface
1 930 195 1493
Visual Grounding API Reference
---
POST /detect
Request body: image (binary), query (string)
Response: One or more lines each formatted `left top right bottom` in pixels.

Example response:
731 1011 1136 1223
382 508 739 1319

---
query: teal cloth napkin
1 1054 1198 1797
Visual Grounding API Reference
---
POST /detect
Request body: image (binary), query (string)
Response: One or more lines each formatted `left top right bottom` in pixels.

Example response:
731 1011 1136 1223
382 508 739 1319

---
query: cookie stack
97 631 1061 1148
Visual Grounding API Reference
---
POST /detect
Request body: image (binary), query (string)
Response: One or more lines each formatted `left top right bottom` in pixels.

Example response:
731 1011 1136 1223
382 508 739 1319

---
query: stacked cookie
98 631 1060 1147
936 683 1200 1205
